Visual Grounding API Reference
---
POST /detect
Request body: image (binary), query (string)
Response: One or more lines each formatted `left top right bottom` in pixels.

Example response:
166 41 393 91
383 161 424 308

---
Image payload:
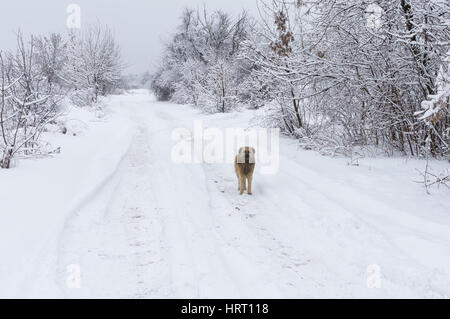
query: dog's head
238 146 255 163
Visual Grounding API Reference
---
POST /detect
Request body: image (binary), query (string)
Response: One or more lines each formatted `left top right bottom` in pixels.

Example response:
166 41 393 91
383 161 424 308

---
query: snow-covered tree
0 33 63 168
0 26 124 168
151 8 251 112
246 0 449 156
417 51 450 157
151 1 448 157
244 0 309 134
34 33 68 91
66 25 123 106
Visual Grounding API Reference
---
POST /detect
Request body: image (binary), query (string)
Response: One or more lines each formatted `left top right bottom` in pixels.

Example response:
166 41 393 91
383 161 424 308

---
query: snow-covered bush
0 33 64 168
150 66 176 102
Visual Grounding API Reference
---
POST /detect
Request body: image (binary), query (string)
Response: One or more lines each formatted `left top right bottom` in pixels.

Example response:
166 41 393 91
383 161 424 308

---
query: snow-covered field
1 90 449 298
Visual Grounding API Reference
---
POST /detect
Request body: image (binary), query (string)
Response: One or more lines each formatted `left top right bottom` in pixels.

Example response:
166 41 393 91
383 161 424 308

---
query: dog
234 146 255 195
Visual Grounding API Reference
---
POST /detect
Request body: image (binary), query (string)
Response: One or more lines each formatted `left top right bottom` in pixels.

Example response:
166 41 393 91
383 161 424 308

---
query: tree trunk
221 75 225 113
1 147 13 169
290 88 303 128
400 0 433 96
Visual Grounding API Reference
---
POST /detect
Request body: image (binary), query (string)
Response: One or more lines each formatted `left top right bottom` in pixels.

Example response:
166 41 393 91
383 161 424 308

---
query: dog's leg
247 175 253 195
239 177 245 195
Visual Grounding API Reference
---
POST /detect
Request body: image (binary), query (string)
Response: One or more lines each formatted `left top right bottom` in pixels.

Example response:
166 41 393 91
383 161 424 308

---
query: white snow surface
1 90 449 298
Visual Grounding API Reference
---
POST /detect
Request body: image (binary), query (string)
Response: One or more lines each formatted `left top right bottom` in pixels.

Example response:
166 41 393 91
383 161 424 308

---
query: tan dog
234 146 255 195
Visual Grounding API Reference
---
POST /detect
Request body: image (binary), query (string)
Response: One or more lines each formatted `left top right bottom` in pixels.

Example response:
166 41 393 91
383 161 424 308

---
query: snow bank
0 97 133 298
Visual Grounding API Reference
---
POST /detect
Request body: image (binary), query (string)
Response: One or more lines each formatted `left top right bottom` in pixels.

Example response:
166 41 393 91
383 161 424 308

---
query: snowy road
3 91 449 298
53 91 450 298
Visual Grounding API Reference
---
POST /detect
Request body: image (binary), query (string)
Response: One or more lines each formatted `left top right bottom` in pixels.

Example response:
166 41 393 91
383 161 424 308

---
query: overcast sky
0 0 259 74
